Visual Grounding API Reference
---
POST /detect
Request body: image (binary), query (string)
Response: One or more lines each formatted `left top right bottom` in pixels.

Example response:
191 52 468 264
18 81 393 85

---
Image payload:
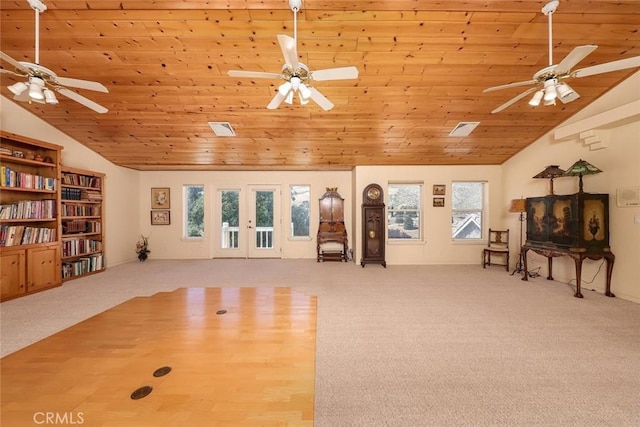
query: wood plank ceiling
1 1 639 171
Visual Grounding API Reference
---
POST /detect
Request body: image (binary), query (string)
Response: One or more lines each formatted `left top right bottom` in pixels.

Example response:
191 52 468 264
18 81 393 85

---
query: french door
213 184 281 258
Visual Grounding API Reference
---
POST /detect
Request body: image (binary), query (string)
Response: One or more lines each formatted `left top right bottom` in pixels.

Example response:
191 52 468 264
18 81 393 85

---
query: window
387 183 422 240
290 185 310 238
184 185 204 238
451 182 485 240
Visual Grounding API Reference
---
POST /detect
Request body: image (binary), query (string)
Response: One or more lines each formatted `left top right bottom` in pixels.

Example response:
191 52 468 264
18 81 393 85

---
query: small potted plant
136 235 150 262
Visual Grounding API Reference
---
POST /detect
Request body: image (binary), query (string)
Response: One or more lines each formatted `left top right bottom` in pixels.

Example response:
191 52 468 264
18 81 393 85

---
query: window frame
289 184 311 240
451 181 487 242
387 182 424 242
183 184 205 239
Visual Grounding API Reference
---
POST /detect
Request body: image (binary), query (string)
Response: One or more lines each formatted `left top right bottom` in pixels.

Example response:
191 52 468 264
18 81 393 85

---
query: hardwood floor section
1 287 316 426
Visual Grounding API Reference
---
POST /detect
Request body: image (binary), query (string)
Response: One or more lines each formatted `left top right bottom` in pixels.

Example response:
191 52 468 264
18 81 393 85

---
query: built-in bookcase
60 166 105 281
0 131 62 301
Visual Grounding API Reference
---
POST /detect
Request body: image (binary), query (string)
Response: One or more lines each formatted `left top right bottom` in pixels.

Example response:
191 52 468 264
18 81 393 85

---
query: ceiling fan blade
57 87 108 113
308 87 334 111
490 87 538 114
228 70 283 79
573 55 640 78
266 91 286 110
277 34 299 70
483 80 537 93
555 45 598 75
311 66 359 81
54 76 108 93
0 51 31 75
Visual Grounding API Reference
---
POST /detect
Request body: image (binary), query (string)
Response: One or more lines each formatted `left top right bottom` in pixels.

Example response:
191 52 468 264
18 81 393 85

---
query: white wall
138 170 353 259
1 96 140 266
503 71 640 303
354 165 503 265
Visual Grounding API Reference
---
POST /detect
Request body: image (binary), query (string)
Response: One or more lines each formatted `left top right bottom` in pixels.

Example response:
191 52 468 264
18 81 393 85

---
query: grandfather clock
361 183 386 267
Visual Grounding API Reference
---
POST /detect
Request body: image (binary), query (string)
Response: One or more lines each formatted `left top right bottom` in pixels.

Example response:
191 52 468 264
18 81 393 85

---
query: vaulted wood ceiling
1 1 639 170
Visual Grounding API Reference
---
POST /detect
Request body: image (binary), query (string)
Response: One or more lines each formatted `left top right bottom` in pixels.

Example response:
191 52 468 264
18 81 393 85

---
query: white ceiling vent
208 122 236 137
448 122 480 137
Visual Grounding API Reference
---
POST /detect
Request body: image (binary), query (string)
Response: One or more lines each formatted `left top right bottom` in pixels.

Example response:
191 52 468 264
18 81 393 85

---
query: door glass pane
255 191 274 249
221 190 239 248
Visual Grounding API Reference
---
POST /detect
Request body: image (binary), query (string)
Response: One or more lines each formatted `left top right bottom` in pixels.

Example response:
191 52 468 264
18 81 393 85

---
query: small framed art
433 197 445 207
151 210 171 225
151 187 170 209
433 185 446 196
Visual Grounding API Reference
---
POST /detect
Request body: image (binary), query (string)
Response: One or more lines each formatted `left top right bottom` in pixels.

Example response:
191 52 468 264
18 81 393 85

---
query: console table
521 244 615 298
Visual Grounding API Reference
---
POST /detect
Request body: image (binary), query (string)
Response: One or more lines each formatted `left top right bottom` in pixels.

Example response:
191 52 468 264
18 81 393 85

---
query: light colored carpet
2 259 640 426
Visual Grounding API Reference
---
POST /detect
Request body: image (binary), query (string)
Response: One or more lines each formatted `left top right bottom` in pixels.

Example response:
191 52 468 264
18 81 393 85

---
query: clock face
367 187 380 200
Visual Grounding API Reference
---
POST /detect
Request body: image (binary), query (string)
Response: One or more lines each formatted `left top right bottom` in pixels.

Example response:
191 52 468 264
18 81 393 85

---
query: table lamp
564 159 602 193
532 165 566 195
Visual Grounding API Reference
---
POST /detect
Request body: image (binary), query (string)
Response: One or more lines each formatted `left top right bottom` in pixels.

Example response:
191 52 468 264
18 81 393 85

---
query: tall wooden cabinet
317 188 348 262
0 132 62 301
61 166 105 280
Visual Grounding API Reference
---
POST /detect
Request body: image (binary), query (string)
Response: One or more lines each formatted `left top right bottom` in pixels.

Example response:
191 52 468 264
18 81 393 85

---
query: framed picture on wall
151 187 170 209
151 210 171 225
433 197 445 207
433 185 446 195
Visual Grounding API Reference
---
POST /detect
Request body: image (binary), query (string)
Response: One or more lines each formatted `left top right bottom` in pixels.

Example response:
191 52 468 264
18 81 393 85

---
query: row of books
61 173 102 188
1 166 56 191
61 204 101 216
0 199 56 220
0 225 57 247
62 219 101 234
61 238 102 257
62 254 104 279
62 188 83 200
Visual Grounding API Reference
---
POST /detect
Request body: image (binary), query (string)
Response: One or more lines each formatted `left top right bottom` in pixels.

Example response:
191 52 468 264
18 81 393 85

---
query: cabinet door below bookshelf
61 166 105 281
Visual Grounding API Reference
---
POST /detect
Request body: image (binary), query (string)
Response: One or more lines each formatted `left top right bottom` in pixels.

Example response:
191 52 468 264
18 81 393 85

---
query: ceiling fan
227 0 358 111
483 0 640 114
0 0 109 113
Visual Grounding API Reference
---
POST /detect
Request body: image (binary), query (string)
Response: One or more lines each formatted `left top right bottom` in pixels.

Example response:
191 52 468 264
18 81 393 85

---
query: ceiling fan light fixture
290 76 301 91
529 90 544 106
556 82 574 99
43 88 58 104
28 81 45 100
298 83 311 100
543 78 557 101
284 90 294 105
8 81 29 96
278 81 291 96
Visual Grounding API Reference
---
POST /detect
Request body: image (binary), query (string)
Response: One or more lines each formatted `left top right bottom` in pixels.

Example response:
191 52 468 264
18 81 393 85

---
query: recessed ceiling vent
448 121 480 137
208 122 236 137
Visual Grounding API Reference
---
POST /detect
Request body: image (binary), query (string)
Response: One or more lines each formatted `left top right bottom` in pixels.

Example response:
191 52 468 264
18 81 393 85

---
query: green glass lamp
564 159 602 193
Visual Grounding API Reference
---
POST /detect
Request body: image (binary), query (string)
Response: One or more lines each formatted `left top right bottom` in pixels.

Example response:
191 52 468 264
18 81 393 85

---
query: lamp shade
564 159 602 193
509 198 526 213
533 165 566 195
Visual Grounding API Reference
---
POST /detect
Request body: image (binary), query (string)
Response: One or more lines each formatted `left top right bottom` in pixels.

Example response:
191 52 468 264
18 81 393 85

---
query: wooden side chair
483 229 509 271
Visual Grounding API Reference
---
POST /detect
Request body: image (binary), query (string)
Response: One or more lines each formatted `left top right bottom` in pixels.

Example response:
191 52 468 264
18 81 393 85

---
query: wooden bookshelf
60 166 105 281
1 131 62 301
